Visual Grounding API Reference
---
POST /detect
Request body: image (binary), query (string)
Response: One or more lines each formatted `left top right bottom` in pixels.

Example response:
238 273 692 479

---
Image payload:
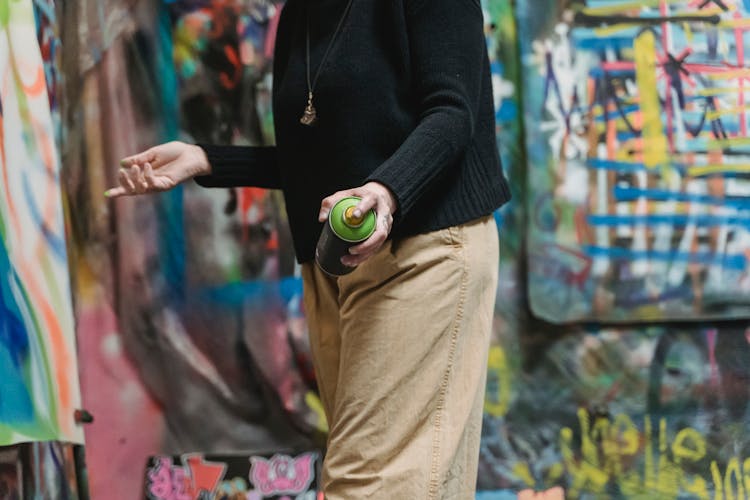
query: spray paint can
315 196 376 276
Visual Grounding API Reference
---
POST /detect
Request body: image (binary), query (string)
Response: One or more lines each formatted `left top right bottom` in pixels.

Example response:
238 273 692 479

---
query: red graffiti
146 455 227 500
219 45 242 90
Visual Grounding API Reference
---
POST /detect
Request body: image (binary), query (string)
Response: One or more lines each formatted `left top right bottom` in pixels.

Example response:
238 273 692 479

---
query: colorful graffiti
480 323 750 499
0 0 82 445
60 2 319 499
43 0 750 499
519 0 750 322
480 1 750 499
0 442 82 499
144 452 320 500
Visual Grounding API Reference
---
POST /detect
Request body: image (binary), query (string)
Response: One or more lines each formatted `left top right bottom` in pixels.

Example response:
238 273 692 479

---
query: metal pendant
300 92 317 126
300 104 317 126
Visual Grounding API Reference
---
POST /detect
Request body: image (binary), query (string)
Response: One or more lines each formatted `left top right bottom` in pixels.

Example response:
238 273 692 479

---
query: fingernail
353 209 362 218
104 190 112 198
119 159 127 166
320 211 329 220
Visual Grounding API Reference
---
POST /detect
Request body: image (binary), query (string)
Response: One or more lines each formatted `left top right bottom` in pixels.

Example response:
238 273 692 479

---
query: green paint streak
40 253 66 319
0 0 9 27
0 418 59 444
0 205 7 242
17 273 61 436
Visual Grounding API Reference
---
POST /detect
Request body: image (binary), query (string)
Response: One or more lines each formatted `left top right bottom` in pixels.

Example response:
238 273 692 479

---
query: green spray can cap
329 197 376 242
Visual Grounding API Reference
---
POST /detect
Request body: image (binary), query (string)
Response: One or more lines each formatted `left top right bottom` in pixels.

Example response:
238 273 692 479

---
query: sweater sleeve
193 144 282 189
365 0 486 220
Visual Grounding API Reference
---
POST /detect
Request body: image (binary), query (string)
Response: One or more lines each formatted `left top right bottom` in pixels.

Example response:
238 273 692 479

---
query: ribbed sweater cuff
194 144 280 189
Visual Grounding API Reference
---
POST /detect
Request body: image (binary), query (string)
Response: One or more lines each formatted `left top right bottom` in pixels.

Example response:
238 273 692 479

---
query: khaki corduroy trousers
301 215 499 499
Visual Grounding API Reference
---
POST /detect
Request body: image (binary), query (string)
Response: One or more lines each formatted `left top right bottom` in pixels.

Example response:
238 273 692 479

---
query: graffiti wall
20 0 748 498
61 1 321 499
0 0 83 446
0 442 82 499
520 0 750 323
475 1 750 498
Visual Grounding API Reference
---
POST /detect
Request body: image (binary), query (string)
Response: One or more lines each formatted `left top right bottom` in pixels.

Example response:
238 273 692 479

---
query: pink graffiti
249 453 316 496
146 457 191 500
146 455 227 500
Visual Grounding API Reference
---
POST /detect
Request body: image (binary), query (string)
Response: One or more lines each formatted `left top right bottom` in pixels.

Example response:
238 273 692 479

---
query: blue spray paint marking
588 214 750 228
197 276 304 307
583 245 747 270
21 175 66 261
490 61 518 123
587 158 651 173
614 186 750 209
0 240 35 424
573 36 635 51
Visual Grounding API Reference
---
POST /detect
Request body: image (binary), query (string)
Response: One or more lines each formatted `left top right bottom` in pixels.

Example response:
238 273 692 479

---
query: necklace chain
300 0 355 126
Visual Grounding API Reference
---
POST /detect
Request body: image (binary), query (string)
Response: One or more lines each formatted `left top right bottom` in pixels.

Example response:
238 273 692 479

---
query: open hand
104 141 210 198
318 181 398 267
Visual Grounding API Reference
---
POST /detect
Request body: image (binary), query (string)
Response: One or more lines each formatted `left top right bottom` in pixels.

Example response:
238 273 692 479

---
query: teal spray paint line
156 1 186 303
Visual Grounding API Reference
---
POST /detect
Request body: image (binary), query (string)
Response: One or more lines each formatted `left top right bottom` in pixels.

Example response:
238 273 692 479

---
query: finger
349 229 387 255
120 149 156 168
131 165 148 193
349 205 392 255
352 194 377 219
119 168 136 193
144 162 158 190
104 186 128 198
318 190 355 221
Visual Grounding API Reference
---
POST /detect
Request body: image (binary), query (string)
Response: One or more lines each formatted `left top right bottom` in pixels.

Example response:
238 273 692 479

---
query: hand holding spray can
315 196 376 276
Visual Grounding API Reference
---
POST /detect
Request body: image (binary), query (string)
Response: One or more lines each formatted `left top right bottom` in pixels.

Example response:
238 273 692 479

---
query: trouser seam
427 236 468 499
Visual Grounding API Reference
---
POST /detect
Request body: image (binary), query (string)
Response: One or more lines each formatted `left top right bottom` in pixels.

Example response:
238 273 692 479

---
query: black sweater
195 0 511 263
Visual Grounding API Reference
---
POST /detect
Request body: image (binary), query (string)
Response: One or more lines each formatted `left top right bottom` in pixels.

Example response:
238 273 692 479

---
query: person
106 0 511 497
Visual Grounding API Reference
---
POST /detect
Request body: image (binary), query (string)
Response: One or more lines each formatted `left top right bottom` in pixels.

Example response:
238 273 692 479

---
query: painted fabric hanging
0 0 83 445
519 0 750 322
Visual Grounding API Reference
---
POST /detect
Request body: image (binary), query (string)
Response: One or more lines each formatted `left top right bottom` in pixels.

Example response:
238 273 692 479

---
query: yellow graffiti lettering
672 428 708 499
603 414 639 487
555 410 746 498
725 458 744 500
644 415 656 492
484 345 512 418
712 461 724 499
512 462 535 488
305 391 329 434
545 462 565 484
559 410 609 497
673 428 706 463
711 458 749 500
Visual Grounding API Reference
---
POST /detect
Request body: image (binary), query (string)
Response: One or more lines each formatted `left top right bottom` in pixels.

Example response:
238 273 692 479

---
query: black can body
315 223 357 276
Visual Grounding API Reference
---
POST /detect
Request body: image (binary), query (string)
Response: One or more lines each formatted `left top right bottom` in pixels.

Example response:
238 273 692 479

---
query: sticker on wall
144 451 322 500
